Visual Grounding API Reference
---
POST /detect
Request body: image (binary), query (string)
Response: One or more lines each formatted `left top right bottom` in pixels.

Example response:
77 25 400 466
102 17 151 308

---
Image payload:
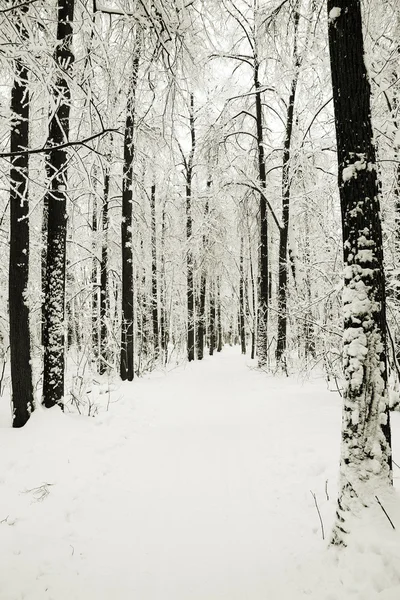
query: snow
329 7 341 22
1 348 400 599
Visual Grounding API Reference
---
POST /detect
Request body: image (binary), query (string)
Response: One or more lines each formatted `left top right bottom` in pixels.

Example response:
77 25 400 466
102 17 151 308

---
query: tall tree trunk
328 0 392 545
217 276 223 352
239 238 246 355
196 190 210 361
9 2 34 427
91 186 99 366
254 62 269 366
209 280 216 356
160 203 168 362
100 161 110 374
150 183 159 359
276 7 301 368
120 28 141 381
43 0 75 409
186 93 196 362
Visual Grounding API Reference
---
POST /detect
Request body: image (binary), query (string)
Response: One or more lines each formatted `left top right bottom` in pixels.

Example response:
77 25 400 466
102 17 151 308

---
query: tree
276 3 301 368
120 26 141 381
9 1 34 427
43 0 75 409
327 0 392 545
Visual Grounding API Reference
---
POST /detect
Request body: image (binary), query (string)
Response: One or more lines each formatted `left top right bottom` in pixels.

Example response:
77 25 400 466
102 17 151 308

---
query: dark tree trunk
120 29 141 381
209 281 216 356
248 230 257 360
150 183 159 359
160 204 168 362
303 200 315 360
186 93 196 362
239 238 246 355
91 189 99 366
43 0 75 409
328 0 392 545
254 63 269 366
100 162 110 374
9 3 34 427
217 277 223 352
276 8 301 368
41 195 48 347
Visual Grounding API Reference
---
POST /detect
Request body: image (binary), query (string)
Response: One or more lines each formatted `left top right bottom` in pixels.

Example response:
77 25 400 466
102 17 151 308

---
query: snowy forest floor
1 348 400 600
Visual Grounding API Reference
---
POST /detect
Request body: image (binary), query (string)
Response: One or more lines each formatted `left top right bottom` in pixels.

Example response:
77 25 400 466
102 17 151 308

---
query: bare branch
0 128 119 159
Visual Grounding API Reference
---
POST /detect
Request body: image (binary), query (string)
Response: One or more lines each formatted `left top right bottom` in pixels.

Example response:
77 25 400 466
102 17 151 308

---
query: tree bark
239 238 246 355
196 187 210 361
186 93 196 362
276 7 301 368
209 280 216 356
254 62 269 366
43 0 75 409
120 28 141 381
9 2 34 427
150 183 159 359
328 0 392 545
100 161 110 374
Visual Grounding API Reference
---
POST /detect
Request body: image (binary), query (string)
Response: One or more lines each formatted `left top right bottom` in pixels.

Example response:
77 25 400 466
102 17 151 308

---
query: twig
375 496 396 530
393 460 400 470
325 479 329 501
310 491 325 540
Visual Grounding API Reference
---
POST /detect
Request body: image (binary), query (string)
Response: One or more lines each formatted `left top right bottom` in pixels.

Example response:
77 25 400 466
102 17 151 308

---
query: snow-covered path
1 350 400 599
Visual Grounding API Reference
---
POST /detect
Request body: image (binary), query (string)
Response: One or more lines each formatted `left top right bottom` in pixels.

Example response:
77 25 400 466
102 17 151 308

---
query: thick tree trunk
150 183 159 359
328 0 392 545
186 93 196 362
120 29 140 381
43 0 75 409
276 8 300 368
9 3 34 427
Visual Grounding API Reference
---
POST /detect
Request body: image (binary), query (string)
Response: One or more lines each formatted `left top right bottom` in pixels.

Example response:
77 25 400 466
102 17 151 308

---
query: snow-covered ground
1 348 400 599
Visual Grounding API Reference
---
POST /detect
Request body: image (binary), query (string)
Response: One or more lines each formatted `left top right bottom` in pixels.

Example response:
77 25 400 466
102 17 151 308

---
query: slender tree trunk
43 0 75 409
91 187 99 366
328 0 392 545
197 192 210 360
99 161 110 374
150 183 159 359
209 281 216 356
186 93 196 362
120 28 141 381
9 3 34 427
276 7 300 368
160 204 168 362
217 276 223 352
254 63 269 366
239 238 246 355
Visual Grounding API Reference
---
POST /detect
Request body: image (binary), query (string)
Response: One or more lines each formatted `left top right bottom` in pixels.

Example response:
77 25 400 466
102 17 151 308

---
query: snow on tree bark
328 0 392 545
254 62 269 367
43 0 75 409
186 93 196 362
9 2 34 427
120 28 141 381
276 5 301 368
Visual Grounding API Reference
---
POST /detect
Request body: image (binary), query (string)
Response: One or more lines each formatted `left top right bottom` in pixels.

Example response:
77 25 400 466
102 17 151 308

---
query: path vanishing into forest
1 349 400 600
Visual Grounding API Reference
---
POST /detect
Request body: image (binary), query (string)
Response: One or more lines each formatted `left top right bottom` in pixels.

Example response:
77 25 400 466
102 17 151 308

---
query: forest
1 0 400 598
